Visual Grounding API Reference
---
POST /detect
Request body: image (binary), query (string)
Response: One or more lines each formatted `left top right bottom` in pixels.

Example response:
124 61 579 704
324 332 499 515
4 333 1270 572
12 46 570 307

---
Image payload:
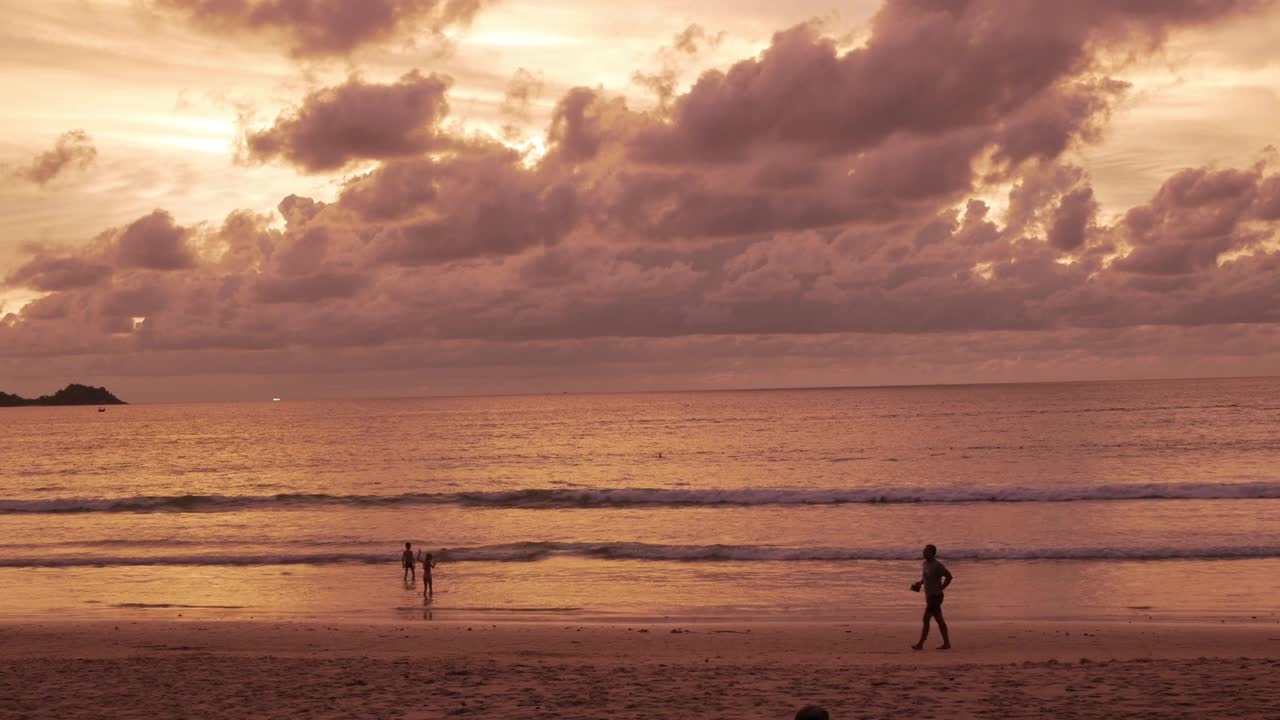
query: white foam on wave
455 482 1280 507
1 541 1276 567
2 481 1279 514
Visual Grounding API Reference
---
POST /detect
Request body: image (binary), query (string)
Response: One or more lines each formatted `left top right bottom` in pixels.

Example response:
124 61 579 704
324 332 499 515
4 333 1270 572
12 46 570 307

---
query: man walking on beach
911 543 952 650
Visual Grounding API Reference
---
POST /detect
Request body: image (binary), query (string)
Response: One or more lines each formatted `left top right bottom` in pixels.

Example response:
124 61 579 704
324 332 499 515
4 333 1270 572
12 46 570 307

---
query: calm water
2 378 1278 622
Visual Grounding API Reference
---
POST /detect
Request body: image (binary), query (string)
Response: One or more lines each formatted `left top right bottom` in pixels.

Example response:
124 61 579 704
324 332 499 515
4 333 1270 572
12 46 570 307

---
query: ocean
2 377 1278 623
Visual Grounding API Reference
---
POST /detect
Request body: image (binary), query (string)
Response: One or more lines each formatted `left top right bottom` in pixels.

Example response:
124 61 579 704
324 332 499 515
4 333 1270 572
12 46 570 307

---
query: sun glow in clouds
464 30 584 48
0 288 48 317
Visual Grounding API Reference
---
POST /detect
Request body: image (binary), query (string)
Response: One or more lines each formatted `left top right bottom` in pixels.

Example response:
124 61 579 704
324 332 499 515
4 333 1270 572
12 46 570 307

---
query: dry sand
2 619 1278 719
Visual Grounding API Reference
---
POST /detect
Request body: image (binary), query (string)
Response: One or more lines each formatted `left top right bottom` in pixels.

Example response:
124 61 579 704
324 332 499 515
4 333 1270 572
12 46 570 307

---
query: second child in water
417 551 438 598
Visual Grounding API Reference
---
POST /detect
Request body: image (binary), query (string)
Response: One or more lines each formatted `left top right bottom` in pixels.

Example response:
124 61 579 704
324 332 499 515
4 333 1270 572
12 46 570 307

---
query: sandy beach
2 619 1278 719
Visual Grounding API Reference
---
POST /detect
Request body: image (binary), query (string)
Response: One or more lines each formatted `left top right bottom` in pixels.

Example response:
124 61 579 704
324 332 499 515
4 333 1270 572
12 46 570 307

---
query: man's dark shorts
926 592 944 613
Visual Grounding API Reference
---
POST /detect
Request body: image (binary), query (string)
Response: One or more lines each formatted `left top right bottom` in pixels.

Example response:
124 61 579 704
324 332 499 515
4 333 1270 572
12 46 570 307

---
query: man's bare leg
935 613 951 649
912 609 931 650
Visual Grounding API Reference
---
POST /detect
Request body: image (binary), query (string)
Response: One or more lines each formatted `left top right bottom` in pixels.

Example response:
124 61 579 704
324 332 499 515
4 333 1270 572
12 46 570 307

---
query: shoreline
4 618 1280 662
5 555 1279 627
3 619 1279 718
2 606 1278 626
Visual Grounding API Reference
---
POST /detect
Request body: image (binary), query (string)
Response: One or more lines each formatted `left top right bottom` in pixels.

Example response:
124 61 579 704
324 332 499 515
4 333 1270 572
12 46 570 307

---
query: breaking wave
1 541 1276 567
2 481 1279 514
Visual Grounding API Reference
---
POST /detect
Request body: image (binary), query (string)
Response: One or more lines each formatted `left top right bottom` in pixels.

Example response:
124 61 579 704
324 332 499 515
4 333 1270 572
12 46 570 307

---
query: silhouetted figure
402 542 416 583
795 705 830 720
417 550 437 597
910 543 952 650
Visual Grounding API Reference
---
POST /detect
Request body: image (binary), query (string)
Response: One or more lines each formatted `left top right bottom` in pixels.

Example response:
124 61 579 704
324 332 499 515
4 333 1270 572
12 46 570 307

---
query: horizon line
58 371 1280 405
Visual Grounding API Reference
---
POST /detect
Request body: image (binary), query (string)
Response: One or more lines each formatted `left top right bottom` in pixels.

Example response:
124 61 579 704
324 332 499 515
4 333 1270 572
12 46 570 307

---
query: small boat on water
97 407 106 412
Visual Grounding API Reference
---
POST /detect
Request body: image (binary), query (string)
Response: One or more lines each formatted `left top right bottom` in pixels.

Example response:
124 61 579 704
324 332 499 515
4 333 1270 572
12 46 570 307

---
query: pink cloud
4 0 1280 394
1047 186 1098 252
624 0 1256 166
245 71 452 172
1113 164 1274 275
10 130 96 186
5 256 112 292
149 0 491 57
115 210 197 271
340 147 582 264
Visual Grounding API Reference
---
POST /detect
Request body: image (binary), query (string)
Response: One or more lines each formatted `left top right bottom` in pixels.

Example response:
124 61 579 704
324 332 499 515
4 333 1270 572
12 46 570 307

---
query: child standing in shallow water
911 543 952 650
401 542 415 583
417 551 437 598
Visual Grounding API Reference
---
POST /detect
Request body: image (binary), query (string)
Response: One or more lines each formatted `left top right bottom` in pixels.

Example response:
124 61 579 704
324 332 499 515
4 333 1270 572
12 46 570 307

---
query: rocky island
0 384 127 407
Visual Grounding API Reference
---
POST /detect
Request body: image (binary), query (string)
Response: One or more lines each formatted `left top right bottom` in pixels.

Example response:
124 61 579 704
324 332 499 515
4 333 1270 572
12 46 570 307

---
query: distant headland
0 384 127 407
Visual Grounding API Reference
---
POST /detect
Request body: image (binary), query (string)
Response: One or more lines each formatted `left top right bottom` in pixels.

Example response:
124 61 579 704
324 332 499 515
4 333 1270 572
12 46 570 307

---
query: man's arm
940 566 953 591
911 566 926 590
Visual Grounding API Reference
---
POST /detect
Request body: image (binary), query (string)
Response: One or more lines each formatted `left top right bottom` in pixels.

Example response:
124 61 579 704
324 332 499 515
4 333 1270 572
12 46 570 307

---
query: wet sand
2 619 1278 719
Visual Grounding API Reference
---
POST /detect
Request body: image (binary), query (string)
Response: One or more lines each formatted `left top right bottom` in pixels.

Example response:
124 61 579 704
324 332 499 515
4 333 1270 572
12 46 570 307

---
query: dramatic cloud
1112 163 1279 275
1047 187 1098 252
4 0 1280 396
244 71 452 172
546 88 614 165
6 151 1278 356
352 148 581 264
588 1 1268 245
10 130 96 186
115 210 197 270
5 256 112 292
628 0 1268 167
149 0 491 57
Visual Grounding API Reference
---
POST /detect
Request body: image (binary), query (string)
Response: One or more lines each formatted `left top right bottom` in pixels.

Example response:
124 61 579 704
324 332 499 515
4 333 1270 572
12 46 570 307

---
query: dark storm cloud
11 130 96 186
244 71 452 172
149 0 491 57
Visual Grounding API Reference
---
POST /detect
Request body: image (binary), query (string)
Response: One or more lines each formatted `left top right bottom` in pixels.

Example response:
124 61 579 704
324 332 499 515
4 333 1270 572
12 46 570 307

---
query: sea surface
2 378 1278 623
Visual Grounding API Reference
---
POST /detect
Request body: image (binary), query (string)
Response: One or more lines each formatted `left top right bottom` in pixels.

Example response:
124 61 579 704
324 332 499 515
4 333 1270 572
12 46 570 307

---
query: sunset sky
2 0 1279 402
